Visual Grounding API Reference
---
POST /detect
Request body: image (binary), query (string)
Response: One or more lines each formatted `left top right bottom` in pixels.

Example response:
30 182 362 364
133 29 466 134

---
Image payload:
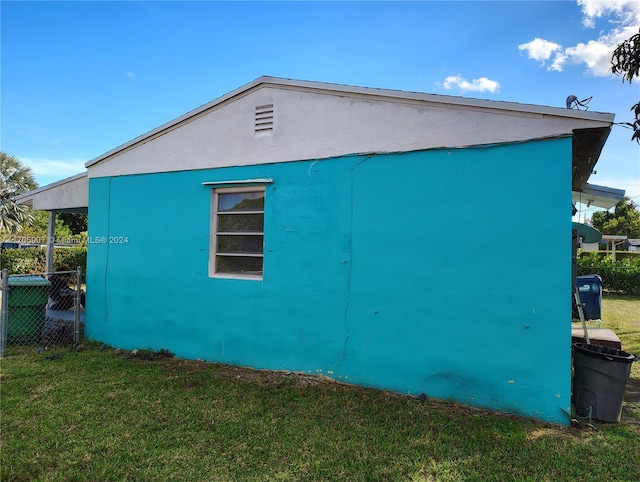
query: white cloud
518 38 562 63
126 71 136 78
579 0 640 28
550 52 568 72
564 39 623 76
521 0 640 77
442 76 500 93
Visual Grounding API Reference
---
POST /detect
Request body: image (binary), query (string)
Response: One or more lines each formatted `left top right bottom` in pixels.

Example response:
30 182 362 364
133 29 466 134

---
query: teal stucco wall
87 137 572 424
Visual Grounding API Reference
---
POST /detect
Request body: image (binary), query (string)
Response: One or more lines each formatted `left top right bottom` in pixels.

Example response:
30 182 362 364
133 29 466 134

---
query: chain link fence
0 268 84 357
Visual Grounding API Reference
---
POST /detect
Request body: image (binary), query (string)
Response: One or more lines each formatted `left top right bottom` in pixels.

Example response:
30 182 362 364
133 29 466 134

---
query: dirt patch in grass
115 347 342 390
625 376 640 403
621 377 640 429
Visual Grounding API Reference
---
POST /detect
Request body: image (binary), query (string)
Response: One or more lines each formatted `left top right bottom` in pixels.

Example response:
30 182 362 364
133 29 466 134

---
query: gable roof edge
85 76 615 169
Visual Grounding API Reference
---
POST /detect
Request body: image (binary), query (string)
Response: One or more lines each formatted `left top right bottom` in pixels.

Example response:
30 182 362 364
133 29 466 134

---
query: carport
13 172 88 274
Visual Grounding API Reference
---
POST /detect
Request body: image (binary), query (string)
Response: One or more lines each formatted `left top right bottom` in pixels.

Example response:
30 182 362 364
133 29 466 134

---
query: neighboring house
16 77 619 424
628 239 640 252
581 242 600 251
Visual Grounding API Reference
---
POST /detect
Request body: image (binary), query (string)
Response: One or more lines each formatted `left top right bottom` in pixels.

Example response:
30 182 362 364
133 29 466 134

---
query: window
210 186 265 278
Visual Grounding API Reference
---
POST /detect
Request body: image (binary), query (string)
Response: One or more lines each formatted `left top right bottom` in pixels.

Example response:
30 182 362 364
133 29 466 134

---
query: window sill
210 273 264 281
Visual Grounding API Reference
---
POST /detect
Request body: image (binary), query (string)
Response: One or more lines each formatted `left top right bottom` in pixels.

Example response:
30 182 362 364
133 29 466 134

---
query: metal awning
572 183 626 210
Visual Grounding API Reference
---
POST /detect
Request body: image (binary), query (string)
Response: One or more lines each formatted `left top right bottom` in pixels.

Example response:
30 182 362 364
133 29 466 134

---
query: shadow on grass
625 376 640 403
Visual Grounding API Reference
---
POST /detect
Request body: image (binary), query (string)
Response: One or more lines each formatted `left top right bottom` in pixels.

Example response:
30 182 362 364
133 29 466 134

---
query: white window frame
208 184 266 279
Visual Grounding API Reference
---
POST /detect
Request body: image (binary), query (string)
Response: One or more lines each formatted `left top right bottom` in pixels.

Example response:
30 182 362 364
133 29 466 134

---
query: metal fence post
74 266 82 344
0 269 9 358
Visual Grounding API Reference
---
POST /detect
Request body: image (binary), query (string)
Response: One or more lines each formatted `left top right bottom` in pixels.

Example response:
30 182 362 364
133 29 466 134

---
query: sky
1 0 639 222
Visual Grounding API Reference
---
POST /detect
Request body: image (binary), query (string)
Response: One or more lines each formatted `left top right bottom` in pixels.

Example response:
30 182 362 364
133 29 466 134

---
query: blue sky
1 0 638 221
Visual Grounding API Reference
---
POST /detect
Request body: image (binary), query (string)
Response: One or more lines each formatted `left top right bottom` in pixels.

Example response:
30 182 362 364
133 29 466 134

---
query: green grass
601 295 640 365
2 297 639 481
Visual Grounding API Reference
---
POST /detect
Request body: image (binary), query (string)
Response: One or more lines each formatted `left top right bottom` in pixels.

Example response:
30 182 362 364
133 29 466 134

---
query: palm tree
1 152 38 234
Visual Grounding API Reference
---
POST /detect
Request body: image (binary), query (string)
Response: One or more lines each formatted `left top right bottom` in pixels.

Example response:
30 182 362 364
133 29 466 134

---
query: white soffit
572 183 626 210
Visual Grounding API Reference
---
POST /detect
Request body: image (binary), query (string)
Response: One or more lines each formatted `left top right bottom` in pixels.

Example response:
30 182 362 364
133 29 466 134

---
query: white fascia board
85 77 269 169
14 172 87 202
14 172 88 211
259 76 615 122
85 76 615 171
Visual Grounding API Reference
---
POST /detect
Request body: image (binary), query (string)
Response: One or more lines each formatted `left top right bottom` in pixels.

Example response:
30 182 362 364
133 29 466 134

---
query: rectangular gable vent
255 104 274 136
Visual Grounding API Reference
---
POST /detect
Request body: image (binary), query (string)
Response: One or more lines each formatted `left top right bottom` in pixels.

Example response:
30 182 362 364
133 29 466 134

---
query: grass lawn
1 296 639 481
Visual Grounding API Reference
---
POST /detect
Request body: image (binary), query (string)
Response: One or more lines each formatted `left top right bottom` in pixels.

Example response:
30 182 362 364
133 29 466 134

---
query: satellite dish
566 95 592 110
572 222 602 244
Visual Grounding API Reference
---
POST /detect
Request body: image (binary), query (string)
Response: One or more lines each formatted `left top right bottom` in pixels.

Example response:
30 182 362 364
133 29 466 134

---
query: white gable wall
87 84 613 179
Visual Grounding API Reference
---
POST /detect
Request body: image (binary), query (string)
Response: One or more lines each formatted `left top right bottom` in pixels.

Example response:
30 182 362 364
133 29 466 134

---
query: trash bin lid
573 343 638 364
572 222 602 243
7 275 51 287
576 274 602 284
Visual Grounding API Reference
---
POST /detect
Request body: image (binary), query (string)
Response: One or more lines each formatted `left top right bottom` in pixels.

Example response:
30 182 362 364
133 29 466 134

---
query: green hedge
577 252 640 296
577 251 640 262
3 246 636 295
0 246 87 275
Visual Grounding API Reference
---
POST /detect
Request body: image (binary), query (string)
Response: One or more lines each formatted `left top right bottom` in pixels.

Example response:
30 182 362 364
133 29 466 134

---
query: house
16 77 619 424
627 239 640 252
581 234 628 258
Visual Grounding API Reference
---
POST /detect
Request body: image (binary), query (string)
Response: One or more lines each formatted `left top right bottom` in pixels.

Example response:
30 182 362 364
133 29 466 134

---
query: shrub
577 251 640 262
0 247 46 274
53 247 87 272
577 252 640 296
0 246 87 275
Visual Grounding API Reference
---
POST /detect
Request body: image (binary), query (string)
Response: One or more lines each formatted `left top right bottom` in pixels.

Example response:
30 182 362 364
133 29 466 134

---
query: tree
591 197 640 240
57 212 88 235
611 28 640 142
18 210 72 241
0 152 38 234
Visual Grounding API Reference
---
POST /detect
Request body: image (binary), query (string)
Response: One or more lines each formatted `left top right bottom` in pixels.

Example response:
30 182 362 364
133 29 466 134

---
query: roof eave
571 125 613 192
572 182 626 209
85 76 616 170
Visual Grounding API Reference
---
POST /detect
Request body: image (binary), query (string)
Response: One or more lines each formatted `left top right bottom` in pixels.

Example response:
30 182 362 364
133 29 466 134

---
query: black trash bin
572 343 638 422
576 274 602 320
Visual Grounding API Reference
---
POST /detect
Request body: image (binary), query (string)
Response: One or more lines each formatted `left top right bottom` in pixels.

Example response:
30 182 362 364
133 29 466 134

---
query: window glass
217 213 264 233
216 255 263 275
211 187 265 278
218 192 264 211
216 235 263 254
